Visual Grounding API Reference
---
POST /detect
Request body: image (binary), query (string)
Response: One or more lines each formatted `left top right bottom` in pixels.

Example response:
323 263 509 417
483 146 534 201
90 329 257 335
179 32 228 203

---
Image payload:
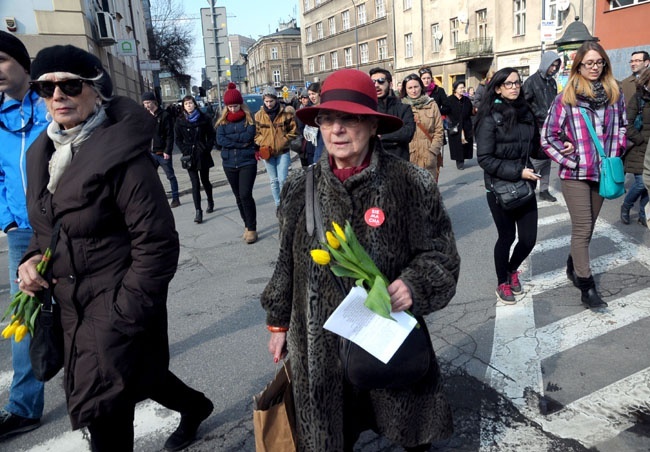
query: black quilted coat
261 143 459 450
24 97 179 429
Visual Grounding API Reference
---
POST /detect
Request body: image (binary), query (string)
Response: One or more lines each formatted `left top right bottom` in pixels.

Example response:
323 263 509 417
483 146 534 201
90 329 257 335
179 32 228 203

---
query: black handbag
180 154 193 170
305 166 433 390
30 221 64 382
490 178 535 210
448 123 460 136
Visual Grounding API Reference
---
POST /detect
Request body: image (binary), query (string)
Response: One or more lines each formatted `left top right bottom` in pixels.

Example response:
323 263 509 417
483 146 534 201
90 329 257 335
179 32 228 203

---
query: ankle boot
576 275 607 309
206 201 214 213
620 205 631 224
194 210 203 224
566 255 578 288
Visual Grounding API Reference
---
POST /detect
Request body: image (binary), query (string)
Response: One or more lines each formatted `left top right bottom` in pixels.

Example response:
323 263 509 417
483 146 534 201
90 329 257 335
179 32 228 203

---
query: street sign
541 20 557 43
116 39 137 56
282 86 289 93
140 60 161 71
290 85 296 91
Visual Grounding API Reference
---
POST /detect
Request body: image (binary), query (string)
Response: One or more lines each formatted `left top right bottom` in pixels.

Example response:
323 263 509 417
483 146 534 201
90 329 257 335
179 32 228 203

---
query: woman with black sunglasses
17 45 213 452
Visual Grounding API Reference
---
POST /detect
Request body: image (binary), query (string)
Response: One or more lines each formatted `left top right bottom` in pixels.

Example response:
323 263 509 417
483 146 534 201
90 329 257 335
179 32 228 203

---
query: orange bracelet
267 325 288 333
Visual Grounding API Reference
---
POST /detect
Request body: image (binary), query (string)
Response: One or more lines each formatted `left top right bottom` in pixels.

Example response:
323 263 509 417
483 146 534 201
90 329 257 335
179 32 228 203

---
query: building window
405 33 413 58
308 57 314 74
514 0 526 36
476 9 487 39
377 38 388 60
546 0 568 26
357 3 366 25
270 47 278 60
304 0 310 10
307 26 312 43
316 22 323 39
376 0 386 18
344 47 353 67
610 0 650 8
315 0 321 5
431 23 441 52
403 0 412 10
450 18 459 49
164 84 171 97
329 16 336 35
272 69 281 87
359 42 369 64
319 54 326 71
342 10 350 31
331 51 339 69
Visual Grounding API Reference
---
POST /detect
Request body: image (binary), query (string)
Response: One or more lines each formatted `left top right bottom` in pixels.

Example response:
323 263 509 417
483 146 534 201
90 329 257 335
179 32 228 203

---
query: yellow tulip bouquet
1 248 52 342
310 221 406 322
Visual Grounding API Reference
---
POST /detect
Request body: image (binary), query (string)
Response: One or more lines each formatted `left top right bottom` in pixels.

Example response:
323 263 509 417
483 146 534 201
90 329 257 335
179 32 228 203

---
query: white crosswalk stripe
482 203 650 449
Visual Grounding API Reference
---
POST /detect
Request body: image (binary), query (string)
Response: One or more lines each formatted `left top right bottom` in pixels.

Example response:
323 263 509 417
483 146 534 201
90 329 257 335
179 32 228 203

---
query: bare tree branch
150 0 193 83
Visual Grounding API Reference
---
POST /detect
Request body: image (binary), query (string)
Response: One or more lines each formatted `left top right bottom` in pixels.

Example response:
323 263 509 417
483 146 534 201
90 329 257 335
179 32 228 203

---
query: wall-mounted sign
541 20 557 43
140 60 161 71
116 39 137 56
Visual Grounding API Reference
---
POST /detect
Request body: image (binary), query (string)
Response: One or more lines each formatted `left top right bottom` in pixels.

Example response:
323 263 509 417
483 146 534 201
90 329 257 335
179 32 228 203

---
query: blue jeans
264 152 291 206
152 153 179 200
622 173 648 218
5 228 44 419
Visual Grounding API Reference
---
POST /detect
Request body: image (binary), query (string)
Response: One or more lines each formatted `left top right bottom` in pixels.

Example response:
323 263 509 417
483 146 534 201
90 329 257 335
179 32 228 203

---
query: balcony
455 37 493 58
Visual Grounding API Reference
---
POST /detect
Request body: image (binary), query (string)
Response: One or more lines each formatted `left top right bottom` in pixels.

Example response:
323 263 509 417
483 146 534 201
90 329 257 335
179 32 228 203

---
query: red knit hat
223 82 243 105
296 69 403 134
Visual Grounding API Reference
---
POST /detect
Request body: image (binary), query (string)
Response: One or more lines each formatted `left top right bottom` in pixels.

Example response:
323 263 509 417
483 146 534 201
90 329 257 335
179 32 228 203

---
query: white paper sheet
323 286 417 364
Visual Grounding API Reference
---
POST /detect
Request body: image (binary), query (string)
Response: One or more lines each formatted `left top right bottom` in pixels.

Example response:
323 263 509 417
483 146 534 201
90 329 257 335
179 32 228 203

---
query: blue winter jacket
0 89 49 232
216 118 257 169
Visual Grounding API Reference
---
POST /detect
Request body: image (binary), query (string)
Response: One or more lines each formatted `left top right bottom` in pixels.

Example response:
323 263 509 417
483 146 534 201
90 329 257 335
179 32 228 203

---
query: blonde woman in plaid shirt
541 41 627 309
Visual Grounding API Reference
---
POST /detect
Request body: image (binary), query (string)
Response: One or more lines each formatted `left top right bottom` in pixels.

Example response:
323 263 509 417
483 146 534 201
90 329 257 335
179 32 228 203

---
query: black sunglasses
30 79 92 98
372 77 388 85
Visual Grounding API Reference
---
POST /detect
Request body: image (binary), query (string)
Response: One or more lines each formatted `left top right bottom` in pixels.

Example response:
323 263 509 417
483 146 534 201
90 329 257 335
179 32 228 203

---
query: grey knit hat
261 86 277 98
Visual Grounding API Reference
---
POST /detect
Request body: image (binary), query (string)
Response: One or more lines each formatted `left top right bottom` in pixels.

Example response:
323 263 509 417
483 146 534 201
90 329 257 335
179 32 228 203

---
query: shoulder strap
42 220 62 313
416 121 434 141
579 107 606 159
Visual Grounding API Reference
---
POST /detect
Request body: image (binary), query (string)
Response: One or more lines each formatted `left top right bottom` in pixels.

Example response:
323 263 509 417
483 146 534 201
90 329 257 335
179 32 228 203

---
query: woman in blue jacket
216 83 258 243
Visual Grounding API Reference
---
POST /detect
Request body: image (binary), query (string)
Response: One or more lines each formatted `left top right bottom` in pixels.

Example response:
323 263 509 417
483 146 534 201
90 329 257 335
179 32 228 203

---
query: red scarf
226 109 246 122
329 150 372 182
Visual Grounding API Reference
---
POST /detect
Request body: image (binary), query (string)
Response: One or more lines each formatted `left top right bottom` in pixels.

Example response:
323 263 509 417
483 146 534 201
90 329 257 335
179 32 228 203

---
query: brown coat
254 104 297 156
25 97 179 429
625 90 650 174
407 99 444 178
261 144 459 450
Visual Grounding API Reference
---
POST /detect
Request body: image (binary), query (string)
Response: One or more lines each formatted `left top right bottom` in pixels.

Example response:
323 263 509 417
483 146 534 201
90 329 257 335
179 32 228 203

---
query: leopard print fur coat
261 143 459 450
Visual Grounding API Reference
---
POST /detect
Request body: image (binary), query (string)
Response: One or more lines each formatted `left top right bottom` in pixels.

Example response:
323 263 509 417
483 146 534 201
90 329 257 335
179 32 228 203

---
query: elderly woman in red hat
260 69 459 451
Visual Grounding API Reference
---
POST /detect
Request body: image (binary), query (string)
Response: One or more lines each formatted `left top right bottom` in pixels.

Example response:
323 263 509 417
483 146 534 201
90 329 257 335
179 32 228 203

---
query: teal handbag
579 108 626 199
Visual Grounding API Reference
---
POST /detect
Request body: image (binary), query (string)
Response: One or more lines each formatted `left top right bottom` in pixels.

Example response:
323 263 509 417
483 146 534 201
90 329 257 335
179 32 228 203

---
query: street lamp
351 0 359 69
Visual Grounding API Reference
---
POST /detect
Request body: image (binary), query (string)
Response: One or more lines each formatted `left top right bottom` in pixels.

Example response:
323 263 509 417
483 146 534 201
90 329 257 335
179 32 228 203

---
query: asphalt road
0 149 649 451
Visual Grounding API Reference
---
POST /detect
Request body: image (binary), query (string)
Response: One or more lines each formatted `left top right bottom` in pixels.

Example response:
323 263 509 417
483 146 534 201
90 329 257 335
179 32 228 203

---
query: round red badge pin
364 207 385 227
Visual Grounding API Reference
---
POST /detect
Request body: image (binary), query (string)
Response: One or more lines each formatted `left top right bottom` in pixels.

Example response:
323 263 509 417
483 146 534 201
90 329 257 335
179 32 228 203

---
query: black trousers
486 191 538 284
188 167 213 210
224 164 257 230
87 370 206 452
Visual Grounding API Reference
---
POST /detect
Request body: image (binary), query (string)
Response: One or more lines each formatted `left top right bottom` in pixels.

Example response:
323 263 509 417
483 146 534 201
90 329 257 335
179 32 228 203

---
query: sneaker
496 283 516 305
508 271 522 295
164 397 213 451
0 409 40 440
170 199 181 208
539 190 557 202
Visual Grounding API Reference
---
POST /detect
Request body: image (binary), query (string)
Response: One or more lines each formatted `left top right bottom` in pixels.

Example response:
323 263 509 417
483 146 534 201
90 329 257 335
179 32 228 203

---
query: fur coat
261 142 459 450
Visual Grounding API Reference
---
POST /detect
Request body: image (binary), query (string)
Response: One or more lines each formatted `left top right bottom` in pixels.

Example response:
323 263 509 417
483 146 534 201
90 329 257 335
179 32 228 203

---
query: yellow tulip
325 231 341 249
310 249 331 266
14 324 28 342
2 321 19 339
332 222 346 242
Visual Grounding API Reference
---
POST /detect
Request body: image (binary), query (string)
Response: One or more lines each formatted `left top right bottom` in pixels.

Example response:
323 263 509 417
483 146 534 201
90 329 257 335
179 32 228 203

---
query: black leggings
87 371 206 452
224 164 257 230
188 167 213 210
487 191 538 284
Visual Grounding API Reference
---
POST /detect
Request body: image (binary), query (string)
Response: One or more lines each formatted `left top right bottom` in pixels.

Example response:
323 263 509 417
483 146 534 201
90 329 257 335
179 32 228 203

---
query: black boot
620 205 631 224
206 201 214 214
194 210 203 224
576 276 607 309
164 396 213 451
566 255 578 288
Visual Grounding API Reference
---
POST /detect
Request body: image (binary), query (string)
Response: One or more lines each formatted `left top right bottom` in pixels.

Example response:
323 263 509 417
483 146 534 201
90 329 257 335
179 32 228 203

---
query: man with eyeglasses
369 68 415 161
621 50 650 106
0 31 49 440
523 50 562 202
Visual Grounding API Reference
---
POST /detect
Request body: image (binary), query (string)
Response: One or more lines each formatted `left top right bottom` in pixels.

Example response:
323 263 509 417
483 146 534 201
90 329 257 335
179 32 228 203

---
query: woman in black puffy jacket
475 68 541 305
175 95 216 224
216 83 258 243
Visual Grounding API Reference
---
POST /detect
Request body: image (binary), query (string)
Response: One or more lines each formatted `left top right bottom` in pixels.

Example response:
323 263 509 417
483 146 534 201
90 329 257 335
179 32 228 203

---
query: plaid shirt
541 91 627 182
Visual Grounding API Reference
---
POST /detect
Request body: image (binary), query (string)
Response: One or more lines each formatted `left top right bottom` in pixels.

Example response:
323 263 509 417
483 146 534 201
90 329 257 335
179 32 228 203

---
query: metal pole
211 0 222 110
351 0 359 69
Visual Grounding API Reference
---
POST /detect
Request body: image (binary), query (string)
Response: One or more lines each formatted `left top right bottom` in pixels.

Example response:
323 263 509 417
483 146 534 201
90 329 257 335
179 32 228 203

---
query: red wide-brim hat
296 69 403 134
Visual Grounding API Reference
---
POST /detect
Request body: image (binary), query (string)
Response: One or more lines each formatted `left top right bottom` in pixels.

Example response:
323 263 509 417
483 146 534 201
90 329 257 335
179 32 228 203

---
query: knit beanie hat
31 45 113 98
223 82 243 105
141 91 157 102
0 31 30 71
262 85 277 98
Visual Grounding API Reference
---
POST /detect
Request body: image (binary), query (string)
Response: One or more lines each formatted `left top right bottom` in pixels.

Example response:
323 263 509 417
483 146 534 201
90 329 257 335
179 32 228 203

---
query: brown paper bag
253 360 296 452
